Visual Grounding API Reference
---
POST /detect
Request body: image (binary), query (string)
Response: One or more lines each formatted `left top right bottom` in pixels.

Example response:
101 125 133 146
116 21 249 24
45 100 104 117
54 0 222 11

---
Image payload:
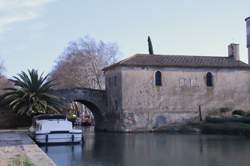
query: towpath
0 131 56 166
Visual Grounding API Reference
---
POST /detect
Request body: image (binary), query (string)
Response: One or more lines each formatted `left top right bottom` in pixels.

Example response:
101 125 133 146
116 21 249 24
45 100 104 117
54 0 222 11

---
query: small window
206 72 213 87
155 71 162 86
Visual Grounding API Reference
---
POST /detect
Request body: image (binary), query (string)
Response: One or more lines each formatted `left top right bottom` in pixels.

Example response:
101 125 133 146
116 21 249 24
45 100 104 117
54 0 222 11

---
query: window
206 72 213 87
155 71 162 86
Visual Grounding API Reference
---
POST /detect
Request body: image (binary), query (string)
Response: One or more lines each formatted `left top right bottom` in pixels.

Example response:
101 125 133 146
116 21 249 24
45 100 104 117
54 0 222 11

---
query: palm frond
2 69 64 116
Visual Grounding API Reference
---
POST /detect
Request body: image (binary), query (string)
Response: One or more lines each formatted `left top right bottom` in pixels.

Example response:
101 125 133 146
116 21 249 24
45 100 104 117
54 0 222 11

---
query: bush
0 107 32 129
232 110 246 116
206 116 226 123
246 112 250 117
205 116 250 124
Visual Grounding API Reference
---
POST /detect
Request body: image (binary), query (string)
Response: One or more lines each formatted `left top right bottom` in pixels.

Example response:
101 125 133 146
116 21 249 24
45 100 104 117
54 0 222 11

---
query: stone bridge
55 88 108 130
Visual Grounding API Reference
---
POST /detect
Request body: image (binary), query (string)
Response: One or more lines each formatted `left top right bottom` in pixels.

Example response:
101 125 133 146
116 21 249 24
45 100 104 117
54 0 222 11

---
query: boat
29 114 83 144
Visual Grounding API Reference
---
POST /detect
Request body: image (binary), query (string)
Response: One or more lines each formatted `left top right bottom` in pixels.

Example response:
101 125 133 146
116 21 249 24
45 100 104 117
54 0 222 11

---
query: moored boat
29 114 83 144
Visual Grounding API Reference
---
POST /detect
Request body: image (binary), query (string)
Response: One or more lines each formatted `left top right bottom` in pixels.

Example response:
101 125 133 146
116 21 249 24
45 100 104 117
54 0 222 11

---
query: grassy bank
200 122 250 136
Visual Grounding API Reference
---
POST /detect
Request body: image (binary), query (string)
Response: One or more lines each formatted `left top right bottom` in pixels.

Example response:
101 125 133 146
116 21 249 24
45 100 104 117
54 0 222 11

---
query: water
40 131 250 166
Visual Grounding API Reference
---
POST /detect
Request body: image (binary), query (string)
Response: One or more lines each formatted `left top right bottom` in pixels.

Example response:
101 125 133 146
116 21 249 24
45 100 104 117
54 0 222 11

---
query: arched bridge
55 88 108 129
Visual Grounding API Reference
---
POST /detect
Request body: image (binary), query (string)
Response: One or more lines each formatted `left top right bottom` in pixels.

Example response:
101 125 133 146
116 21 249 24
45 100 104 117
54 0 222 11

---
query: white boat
29 114 83 144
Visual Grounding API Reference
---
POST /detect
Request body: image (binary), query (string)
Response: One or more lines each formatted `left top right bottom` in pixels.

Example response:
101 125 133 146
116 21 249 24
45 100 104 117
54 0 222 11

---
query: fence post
199 105 202 121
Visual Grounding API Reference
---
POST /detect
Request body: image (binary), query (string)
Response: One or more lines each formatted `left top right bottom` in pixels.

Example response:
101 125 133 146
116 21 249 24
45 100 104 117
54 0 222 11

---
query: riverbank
200 122 250 136
0 131 56 166
148 122 250 136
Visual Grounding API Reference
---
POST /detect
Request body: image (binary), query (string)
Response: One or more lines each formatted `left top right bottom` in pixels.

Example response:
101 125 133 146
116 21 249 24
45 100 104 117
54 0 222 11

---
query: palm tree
1 69 63 116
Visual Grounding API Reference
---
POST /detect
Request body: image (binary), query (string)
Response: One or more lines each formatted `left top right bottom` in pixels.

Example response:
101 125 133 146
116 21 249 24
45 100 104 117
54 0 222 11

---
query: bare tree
50 36 119 89
0 60 12 94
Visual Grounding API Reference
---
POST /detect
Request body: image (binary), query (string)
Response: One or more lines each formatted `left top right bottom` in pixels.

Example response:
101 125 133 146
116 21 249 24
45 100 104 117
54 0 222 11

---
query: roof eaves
112 64 250 70
102 54 139 71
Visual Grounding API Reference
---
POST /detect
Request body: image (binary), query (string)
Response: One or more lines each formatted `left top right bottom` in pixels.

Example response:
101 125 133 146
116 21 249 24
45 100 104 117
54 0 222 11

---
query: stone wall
105 66 250 132
105 68 123 113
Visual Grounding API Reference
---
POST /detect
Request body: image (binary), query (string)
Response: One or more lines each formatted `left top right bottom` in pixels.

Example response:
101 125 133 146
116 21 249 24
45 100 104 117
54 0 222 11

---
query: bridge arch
54 88 107 129
74 99 104 127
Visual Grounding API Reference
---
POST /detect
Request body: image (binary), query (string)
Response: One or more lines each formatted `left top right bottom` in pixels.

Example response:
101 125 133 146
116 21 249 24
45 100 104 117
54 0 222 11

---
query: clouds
0 0 56 33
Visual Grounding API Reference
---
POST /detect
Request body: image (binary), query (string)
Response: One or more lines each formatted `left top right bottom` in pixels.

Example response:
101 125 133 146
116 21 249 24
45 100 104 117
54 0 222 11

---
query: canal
40 130 250 166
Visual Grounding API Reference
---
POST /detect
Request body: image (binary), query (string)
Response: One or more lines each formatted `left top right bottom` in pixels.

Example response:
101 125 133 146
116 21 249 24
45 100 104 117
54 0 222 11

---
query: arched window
155 71 162 86
206 72 213 87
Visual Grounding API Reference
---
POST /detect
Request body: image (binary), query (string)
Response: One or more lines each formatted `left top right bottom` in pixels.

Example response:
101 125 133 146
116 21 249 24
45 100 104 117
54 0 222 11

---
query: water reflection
40 131 250 166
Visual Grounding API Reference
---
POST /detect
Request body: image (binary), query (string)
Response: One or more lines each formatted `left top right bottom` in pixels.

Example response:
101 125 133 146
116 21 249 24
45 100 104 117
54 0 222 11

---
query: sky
0 0 250 77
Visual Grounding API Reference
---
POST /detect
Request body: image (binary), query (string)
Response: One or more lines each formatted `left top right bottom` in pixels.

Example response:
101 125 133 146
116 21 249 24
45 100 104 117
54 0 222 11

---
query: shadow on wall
0 106 32 129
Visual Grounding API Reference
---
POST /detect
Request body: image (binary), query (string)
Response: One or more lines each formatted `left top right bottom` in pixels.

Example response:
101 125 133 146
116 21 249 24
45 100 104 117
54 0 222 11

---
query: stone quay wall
0 131 55 166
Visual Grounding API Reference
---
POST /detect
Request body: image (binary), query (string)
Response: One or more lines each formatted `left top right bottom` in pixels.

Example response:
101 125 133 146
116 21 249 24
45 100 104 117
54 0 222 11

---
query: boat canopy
33 114 67 121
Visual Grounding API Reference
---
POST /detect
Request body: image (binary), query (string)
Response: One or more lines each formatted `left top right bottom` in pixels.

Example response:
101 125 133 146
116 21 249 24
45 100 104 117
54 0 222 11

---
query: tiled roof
103 54 250 71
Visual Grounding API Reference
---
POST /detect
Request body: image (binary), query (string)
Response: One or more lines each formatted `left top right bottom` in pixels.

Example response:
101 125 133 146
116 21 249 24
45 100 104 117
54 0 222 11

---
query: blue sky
0 0 250 77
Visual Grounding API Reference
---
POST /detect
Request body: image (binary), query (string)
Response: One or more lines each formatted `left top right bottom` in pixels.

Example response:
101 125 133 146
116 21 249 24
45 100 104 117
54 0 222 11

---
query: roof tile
103 54 250 71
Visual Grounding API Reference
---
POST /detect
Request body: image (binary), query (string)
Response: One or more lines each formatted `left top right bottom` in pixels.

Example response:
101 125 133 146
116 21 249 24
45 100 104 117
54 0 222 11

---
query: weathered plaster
104 66 250 131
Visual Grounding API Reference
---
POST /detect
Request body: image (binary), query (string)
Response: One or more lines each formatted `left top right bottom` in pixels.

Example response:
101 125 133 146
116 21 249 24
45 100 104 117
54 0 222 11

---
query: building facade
103 44 250 132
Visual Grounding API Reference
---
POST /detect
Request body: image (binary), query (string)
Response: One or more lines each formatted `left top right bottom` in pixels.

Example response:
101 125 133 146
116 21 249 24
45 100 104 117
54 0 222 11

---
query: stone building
103 44 250 131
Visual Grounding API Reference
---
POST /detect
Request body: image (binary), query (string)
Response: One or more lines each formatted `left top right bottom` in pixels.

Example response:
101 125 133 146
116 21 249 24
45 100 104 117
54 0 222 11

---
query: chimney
245 17 250 64
228 43 240 61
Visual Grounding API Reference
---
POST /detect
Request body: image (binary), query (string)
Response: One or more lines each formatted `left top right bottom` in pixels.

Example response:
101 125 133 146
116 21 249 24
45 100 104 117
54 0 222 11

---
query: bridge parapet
54 88 107 114
55 88 106 103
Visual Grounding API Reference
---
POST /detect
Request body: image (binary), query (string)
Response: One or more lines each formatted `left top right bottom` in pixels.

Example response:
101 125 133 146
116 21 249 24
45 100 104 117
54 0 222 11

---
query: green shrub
232 110 246 116
246 112 250 117
206 116 226 123
9 155 35 166
206 116 250 124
